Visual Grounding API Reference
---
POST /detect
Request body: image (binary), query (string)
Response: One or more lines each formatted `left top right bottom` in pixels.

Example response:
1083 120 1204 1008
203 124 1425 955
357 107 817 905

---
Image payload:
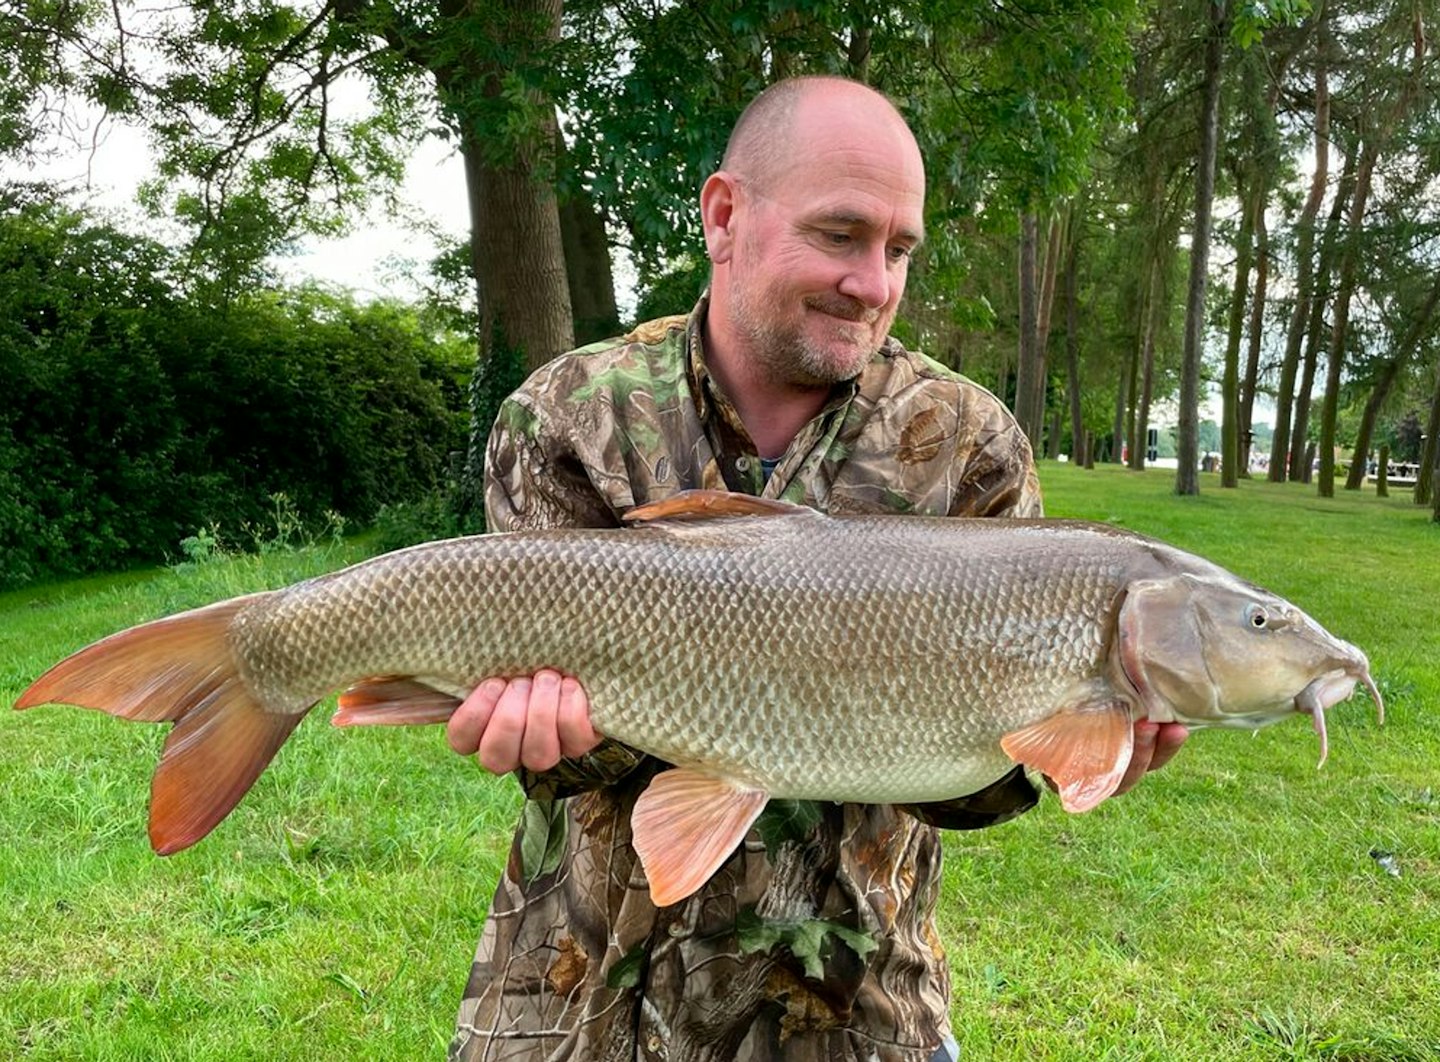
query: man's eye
824 232 852 246
888 245 912 261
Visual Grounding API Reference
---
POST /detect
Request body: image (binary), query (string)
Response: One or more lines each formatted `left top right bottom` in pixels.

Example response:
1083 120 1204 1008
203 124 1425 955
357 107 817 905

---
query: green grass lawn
2 464 1436 1059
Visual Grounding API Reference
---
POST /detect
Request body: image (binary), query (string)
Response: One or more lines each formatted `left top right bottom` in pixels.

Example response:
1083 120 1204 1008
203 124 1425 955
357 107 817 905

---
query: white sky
6 113 472 301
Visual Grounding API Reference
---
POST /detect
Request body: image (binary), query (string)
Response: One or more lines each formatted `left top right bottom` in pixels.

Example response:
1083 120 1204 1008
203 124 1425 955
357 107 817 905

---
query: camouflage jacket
451 297 1044 1062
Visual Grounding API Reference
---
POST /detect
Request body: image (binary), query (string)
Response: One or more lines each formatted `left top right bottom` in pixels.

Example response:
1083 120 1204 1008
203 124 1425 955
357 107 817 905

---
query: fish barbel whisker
1364 673 1386 726
1295 666 1385 769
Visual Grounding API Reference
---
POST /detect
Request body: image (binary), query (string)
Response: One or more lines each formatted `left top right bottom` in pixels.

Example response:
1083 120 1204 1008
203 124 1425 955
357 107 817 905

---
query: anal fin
631 768 768 907
333 676 463 726
1000 699 1134 813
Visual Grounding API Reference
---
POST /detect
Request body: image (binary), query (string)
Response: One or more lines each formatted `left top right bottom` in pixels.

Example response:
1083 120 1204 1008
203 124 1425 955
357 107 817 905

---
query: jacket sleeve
947 389 1045 519
483 394 651 798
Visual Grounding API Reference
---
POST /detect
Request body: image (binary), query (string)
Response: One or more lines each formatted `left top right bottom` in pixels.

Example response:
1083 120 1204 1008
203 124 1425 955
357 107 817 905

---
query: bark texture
1269 33 1329 481
1176 0 1228 496
1015 212 1044 448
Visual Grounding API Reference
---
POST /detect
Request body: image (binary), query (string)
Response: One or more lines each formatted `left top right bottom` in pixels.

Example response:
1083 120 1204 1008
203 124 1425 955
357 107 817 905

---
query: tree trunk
1433 438 1440 523
1129 261 1159 473
1376 443 1389 498
1112 353 1130 466
1015 212 1043 448
1036 213 1066 459
1239 202 1268 476
1422 378 1440 507
445 0 575 518
1038 215 1064 354
1289 150 1355 483
1036 214 1064 358
1064 231 1083 465
1317 6 1426 497
1221 181 1259 488
847 24 871 82
556 129 621 345
1317 138 1380 498
465 150 573 378
1342 347 1401 494
1269 36 1329 482
1176 0 1228 497
1343 269 1440 491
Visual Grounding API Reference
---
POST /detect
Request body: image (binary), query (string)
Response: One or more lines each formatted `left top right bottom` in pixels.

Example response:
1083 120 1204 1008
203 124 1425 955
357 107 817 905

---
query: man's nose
836 244 892 309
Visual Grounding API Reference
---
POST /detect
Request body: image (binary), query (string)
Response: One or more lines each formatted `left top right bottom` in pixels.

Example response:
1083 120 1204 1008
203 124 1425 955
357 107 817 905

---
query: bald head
720 77 921 194
698 74 926 410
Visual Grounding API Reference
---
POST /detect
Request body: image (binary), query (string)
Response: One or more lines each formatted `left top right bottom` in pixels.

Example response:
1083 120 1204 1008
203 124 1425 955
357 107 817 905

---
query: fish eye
1246 605 1268 629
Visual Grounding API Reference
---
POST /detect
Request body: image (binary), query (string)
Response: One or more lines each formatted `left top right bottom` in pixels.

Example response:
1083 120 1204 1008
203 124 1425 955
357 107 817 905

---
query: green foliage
371 491 471 554
0 195 470 588
562 0 1139 304
1231 0 1312 49
0 2 101 158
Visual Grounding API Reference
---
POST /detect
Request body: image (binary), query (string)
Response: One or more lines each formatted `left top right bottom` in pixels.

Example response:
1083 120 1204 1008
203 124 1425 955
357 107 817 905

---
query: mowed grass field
2 463 1436 1060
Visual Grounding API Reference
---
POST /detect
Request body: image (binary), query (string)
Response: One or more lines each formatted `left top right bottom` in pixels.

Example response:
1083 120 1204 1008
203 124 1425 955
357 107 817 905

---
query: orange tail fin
16 593 308 854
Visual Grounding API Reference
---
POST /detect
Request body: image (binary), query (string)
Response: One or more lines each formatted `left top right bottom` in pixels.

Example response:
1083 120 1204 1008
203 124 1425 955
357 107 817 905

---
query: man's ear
700 172 739 265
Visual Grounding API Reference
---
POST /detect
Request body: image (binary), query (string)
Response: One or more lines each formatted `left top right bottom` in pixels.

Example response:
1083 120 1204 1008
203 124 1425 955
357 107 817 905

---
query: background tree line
4 0 1440 585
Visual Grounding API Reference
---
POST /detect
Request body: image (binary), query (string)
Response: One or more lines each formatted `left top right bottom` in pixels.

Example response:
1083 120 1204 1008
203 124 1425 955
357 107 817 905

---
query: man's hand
446 670 601 774
1110 719 1188 797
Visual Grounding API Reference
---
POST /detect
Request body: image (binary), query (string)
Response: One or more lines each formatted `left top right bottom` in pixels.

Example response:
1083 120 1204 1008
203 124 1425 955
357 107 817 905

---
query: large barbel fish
17 490 1382 905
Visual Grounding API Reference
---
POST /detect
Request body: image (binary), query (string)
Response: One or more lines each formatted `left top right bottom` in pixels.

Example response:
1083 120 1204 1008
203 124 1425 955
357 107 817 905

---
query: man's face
720 101 925 388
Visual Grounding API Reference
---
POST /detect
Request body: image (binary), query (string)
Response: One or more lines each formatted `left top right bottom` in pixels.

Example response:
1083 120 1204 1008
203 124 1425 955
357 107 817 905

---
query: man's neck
701 322 832 461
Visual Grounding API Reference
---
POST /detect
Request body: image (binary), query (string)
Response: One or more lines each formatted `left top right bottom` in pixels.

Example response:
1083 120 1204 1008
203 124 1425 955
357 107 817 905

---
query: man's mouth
804 296 878 325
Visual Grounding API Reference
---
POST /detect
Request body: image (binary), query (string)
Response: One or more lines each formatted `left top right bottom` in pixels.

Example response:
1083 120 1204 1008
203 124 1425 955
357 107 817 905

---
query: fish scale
242 517 1186 799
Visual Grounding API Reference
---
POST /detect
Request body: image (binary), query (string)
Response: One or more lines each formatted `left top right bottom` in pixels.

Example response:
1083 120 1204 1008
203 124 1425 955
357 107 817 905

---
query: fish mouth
1295 666 1385 768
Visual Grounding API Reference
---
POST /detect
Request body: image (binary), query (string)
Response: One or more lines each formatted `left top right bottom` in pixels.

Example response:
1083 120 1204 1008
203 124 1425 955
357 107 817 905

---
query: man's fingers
449 671 595 774
1113 719 1189 797
557 676 600 758
1113 719 1159 796
478 678 531 774
446 678 506 756
1148 722 1188 773
520 670 563 771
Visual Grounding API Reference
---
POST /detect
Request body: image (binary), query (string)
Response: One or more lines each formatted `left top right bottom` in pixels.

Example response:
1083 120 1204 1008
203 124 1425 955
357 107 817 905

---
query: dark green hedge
0 198 471 587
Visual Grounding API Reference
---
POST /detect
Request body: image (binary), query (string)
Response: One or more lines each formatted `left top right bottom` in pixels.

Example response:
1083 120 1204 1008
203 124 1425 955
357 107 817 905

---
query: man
447 76 1185 1061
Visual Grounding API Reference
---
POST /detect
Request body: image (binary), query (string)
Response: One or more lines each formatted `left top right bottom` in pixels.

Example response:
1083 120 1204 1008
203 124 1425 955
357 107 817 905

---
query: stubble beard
729 283 885 389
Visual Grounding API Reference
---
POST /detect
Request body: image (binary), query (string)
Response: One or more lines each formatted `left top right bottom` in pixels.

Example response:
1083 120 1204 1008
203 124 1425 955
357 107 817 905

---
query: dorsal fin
625 489 808 524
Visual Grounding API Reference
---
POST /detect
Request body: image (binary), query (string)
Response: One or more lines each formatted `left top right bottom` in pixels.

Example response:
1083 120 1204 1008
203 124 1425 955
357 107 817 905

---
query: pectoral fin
333 676 463 726
631 768 768 907
1000 699 1134 813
